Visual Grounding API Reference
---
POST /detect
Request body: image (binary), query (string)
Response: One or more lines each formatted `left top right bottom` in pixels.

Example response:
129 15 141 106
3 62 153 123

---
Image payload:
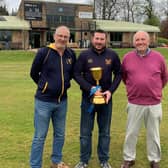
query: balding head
133 31 150 55
133 31 150 45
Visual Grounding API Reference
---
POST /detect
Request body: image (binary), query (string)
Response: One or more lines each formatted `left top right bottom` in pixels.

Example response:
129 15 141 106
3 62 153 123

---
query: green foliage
143 15 160 26
158 37 168 45
0 49 168 168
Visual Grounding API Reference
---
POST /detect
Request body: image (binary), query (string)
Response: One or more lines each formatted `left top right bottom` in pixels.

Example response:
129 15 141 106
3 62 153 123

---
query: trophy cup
90 67 105 104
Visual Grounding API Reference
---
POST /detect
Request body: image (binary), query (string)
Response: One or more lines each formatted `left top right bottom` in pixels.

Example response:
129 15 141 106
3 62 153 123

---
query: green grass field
0 48 168 168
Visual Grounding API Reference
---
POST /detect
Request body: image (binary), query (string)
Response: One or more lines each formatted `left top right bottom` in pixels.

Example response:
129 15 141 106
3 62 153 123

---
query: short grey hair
55 25 70 36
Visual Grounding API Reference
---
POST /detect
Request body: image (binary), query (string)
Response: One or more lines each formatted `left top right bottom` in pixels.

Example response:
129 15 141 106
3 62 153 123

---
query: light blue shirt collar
136 48 151 57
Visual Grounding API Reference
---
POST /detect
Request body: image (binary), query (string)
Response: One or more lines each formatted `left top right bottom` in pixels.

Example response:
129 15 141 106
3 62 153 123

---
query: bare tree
0 0 9 15
95 0 120 20
158 0 168 18
94 0 150 22
119 0 141 22
113 0 146 22
142 0 160 26
163 0 168 17
160 19 168 38
143 0 154 18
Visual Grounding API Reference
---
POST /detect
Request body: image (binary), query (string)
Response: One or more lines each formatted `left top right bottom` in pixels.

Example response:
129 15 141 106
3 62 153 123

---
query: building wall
122 32 134 47
17 0 47 28
11 1 158 49
11 31 29 49
74 4 94 46
107 31 158 48
17 0 94 48
149 33 158 47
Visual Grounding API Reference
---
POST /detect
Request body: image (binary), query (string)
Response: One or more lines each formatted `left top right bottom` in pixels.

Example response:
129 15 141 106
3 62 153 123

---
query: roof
0 16 30 30
22 0 91 5
95 20 160 32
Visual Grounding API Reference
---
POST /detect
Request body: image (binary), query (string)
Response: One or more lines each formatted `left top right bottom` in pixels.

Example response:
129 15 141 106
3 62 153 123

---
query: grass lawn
0 48 168 168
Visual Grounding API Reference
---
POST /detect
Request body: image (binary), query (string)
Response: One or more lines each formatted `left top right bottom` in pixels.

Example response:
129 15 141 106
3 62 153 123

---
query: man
30 25 76 168
74 29 122 168
121 31 168 168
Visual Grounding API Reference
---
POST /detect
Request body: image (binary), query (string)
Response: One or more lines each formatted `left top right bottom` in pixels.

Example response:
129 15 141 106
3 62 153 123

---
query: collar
91 46 106 55
47 43 67 53
136 48 151 57
47 43 57 50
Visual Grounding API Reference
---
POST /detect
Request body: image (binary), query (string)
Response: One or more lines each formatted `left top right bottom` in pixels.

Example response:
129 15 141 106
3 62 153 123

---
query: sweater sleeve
121 55 127 85
161 56 168 88
30 48 47 84
109 53 122 93
73 53 92 92
69 49 77 80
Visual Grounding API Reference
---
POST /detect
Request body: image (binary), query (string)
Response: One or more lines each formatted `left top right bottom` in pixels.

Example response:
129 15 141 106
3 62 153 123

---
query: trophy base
92 95 105 104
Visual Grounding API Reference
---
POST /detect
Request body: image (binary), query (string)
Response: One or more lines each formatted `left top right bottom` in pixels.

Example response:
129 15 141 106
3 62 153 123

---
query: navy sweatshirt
30 44 76 102
74 47 122 97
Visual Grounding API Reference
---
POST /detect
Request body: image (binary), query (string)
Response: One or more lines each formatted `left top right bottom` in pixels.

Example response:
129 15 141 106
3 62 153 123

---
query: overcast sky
5 0 91 13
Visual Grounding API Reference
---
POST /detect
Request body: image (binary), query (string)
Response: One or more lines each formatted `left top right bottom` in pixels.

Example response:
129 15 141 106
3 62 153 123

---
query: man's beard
93 45 106 53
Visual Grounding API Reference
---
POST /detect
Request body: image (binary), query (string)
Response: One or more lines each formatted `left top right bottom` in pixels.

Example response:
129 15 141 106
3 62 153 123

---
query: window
46 15 74 27
110 32 122 42
47 31 54 43
46 15 53 24
67 16 74 22
0 31 11 41
61 16 67 22
54 15 60 22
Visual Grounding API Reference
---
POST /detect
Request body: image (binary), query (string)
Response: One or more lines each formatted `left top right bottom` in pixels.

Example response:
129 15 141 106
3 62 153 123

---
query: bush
158 37 168 46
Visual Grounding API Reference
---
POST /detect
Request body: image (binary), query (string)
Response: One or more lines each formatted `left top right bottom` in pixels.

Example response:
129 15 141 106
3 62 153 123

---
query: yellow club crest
105 58 112 65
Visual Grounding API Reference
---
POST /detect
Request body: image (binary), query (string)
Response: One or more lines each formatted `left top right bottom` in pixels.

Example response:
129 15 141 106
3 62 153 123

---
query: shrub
158 37 168 46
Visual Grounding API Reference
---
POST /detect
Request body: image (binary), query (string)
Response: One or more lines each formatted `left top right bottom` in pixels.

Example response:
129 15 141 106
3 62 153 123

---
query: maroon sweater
122 50 168 105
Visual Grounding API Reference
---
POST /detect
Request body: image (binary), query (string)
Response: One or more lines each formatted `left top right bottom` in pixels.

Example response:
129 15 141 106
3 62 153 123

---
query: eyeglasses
56 33 69 40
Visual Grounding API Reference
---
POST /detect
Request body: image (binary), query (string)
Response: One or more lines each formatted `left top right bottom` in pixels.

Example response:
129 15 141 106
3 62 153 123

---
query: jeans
79 96 112 164
30 98 67 168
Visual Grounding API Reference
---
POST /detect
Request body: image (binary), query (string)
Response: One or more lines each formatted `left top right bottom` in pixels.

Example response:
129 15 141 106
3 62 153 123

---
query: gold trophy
90 67 105 104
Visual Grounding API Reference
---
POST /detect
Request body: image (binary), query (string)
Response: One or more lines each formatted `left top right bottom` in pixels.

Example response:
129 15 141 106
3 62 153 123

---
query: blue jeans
30 98 67 168
79 96 112 164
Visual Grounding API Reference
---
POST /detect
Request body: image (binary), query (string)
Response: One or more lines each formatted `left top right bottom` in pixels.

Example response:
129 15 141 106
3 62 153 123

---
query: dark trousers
79 96 112 164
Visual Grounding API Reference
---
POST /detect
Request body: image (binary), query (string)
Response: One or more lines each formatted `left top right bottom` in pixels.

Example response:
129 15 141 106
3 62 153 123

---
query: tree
158 0 168 19
95 0 120 20
119 0 144 22
0 5 9 15
0 0 9 15
142 0 160 26
94 0 164 25
11 8 17 16
143 15 160 26
156 0 168 39
160 18 168 38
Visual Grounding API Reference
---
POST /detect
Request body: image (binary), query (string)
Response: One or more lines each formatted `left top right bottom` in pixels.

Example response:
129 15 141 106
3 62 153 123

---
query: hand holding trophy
90 67 105 104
